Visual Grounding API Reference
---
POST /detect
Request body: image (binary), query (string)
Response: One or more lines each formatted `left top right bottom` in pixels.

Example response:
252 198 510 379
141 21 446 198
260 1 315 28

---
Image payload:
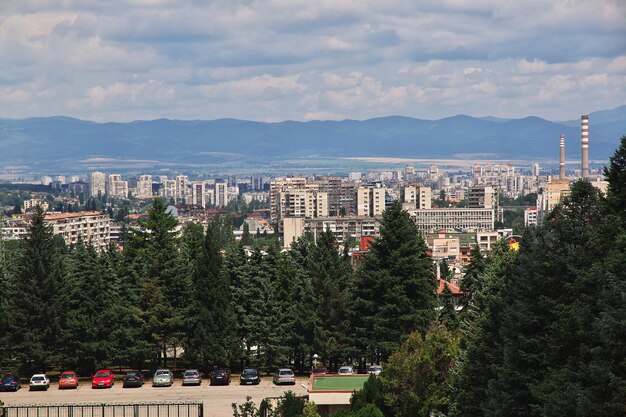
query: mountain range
1 105 625 172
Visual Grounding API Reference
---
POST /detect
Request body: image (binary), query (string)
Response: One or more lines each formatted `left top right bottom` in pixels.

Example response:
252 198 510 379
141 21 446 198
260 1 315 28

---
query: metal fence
0 402 203 417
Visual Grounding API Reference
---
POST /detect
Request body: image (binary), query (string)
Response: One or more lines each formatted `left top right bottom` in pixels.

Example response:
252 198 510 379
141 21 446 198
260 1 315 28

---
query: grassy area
311 375 369 391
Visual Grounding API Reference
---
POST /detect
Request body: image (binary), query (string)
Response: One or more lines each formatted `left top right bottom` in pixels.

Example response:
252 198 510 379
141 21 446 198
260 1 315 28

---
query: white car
338 366 355 375
29 374 50 391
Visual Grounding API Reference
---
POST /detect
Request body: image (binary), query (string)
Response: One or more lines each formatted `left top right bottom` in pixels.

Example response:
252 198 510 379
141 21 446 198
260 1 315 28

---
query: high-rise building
468 185 498 209
107 174 129 198
136 175 153 198
89 171 106 197
215 180 229 207
191 181 206 207
357 186 386 216
403 185 432 209
279 189 328 218
175 175 189 203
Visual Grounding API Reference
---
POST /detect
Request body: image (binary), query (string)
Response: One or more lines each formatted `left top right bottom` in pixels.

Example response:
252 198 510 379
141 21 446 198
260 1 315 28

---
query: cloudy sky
1 0 625 122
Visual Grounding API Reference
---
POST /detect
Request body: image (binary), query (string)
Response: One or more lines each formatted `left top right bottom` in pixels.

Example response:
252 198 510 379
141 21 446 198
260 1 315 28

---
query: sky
1 0 625 122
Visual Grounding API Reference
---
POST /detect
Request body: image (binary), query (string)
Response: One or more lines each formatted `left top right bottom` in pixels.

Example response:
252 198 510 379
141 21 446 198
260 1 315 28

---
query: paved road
0 380 309 417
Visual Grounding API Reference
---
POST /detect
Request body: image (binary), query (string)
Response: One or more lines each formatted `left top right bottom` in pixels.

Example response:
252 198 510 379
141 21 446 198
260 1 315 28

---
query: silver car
182 369 201 386
152 369 173 387
338 366 355 375
273 368 296 385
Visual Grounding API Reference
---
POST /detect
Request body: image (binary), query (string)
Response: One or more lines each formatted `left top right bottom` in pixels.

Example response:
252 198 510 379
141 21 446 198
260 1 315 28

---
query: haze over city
1 0 625 123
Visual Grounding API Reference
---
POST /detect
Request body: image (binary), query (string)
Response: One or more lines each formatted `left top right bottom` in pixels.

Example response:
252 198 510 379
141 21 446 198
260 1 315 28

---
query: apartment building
524 207 538 227
89 171 106 197
190 181 206 207
314 177 357 216
403 185 432 209
175 175 189 203
23 199 49 212
282 216 381 248
269 177 308 221
357 186 386 216
136 175 153 198
408 208 495 232
107 174 129 198
279 189 328 218
44 211 111 250
536 179 570 224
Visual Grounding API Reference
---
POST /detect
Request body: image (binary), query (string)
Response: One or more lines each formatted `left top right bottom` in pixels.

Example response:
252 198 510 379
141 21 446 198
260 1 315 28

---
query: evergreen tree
62 241 122 373
186 222 239 372
351 200 437 363
308 228 353 370
438 282 459 331
7 206 64 374
241 222 253 246
603 135 626 218
450 239 517 417
459 244 485 307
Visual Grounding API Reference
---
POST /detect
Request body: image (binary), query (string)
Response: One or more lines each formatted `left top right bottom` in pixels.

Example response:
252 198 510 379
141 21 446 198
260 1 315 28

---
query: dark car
311 367 328 376
209 368 230 386
123 370 144 388
239 368 260 385
0 375 21 391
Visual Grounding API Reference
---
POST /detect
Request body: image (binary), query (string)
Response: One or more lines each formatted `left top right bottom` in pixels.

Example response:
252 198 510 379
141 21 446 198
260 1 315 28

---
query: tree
459 244 485 307
186 221 239 372
438 282 459 331
351 200 437 363
131 198 181 367
350 374 387 415
383 324 460 417
61 241 121 373
603 135 626 217
241 222 253 245
7 206 64 374
308 228 353 370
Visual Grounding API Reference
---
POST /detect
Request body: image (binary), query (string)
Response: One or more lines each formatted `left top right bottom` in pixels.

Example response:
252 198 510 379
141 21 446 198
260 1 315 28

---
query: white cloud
0 0 624 121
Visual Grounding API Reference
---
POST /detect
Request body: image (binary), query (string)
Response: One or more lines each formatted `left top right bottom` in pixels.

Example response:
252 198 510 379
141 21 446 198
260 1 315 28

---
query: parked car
152 369 173 387
239 368 260 385
311 367 328 376
122 370 144 388
368 365 383 376
209 368 230 386
273 368 296 385
338 366 355 375
0 375 21 391
92 370 115 389
58 371 78 389
29 374 50 391
182 369 201 386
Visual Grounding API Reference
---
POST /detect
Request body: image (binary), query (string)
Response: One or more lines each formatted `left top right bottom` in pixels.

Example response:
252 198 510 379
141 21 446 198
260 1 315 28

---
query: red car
59 371 78 389
92 370 115 389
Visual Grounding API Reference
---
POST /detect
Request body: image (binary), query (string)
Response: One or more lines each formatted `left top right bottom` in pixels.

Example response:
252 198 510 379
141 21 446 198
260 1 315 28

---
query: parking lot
0 379 309 417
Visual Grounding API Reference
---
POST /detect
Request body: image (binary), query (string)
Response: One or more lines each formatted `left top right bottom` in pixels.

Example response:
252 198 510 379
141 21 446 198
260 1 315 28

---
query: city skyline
1 1 625 123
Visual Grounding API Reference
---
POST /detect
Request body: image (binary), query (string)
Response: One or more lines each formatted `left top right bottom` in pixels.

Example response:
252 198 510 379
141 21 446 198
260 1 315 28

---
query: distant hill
1 107 625 171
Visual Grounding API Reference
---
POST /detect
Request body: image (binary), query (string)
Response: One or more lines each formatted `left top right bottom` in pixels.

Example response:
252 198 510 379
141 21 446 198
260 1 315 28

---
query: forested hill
0 105 625 168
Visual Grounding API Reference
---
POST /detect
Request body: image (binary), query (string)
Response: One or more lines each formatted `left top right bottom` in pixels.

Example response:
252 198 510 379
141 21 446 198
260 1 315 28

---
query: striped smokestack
559 134 565 180
581 115 589 178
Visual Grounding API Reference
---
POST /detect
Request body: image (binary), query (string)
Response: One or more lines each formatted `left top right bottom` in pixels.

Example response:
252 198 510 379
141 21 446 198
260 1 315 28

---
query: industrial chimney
559 134 565 180
581 115 589 178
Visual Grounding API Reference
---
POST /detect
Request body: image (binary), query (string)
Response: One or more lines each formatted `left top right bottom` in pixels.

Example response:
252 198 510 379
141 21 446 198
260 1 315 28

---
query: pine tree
7 206 64 375
186 222 239 372
459 244 485 308
307 228 353 370
351 200 437 363
438 282 459 331
603 135 626 218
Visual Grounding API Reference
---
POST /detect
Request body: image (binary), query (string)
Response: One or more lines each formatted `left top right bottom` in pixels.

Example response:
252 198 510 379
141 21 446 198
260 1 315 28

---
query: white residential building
136 175 153 198
89 171 106 197
357 186 386 216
